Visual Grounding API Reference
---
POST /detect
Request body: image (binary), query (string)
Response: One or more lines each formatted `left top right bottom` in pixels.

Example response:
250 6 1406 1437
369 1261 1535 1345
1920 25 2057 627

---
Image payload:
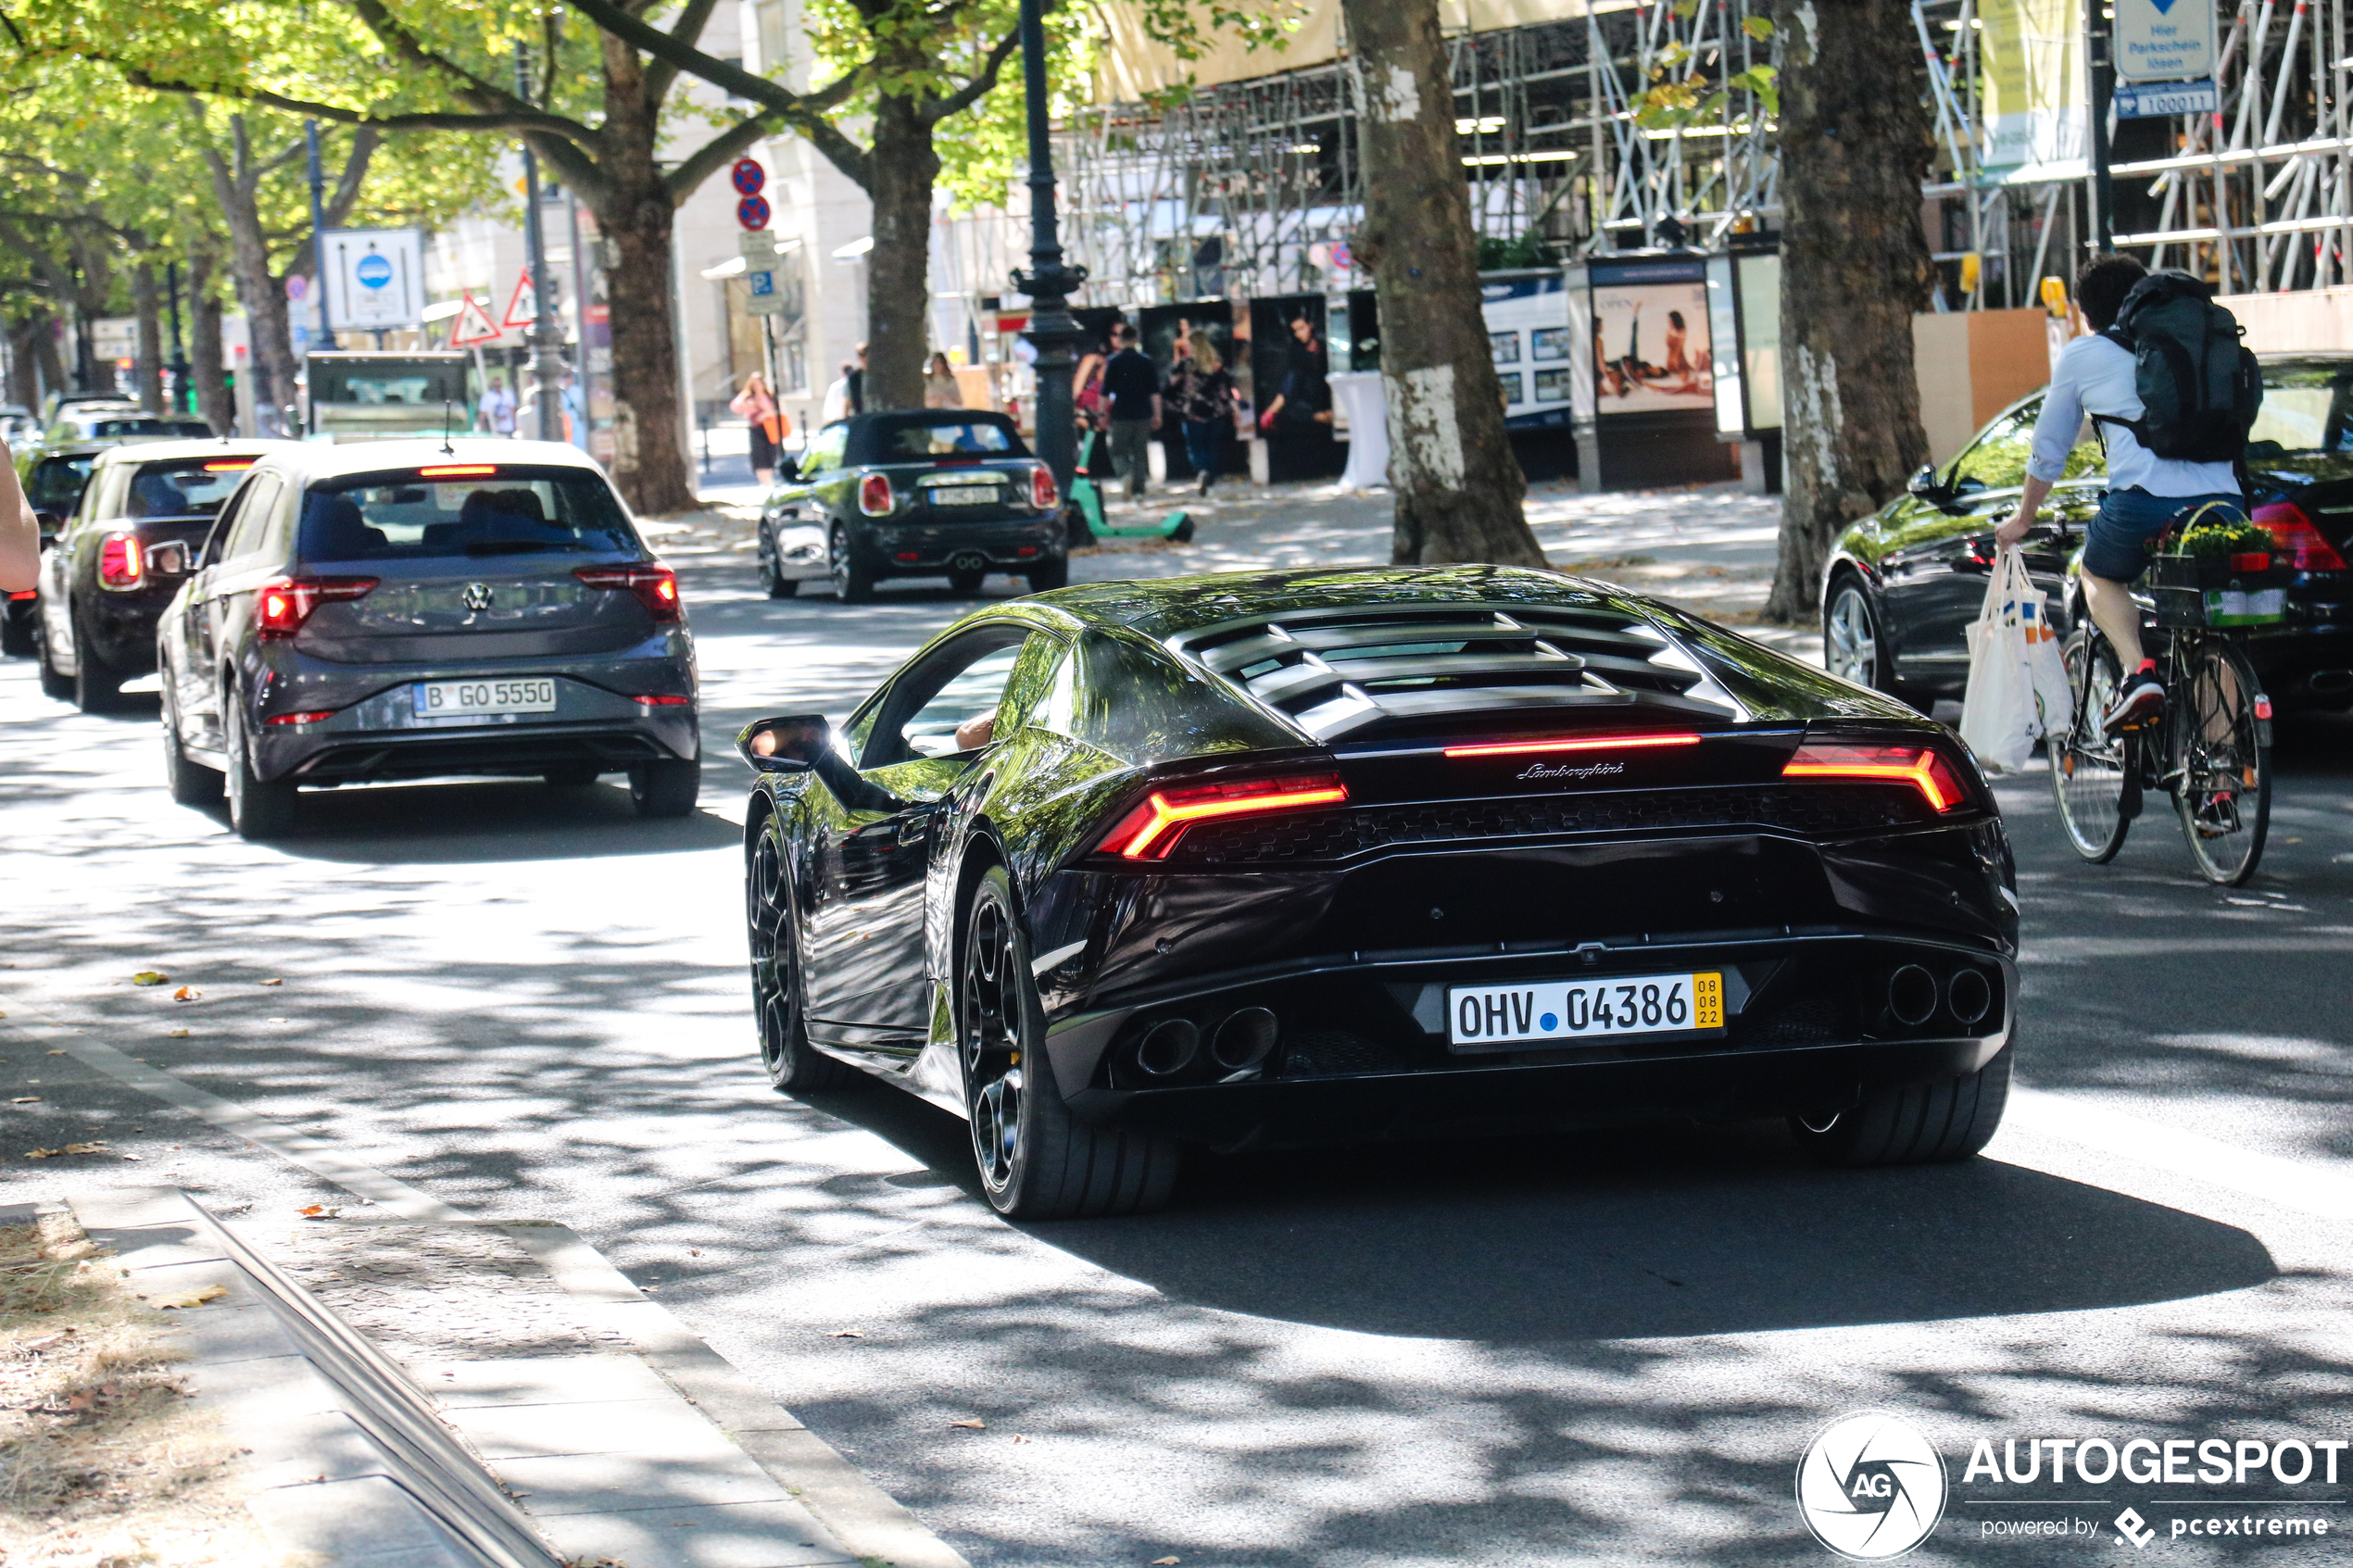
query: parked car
0 404 41 448
758 409 1065 602
32 440 290 709
736 566 2018 1218
6 443 119 658
1822 353 2353 712
157 439 701 838
35 407 211 449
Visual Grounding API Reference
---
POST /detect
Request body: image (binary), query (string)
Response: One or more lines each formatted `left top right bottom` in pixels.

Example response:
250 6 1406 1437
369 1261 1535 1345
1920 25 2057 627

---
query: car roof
242 438 610 484
1032 565 1617 638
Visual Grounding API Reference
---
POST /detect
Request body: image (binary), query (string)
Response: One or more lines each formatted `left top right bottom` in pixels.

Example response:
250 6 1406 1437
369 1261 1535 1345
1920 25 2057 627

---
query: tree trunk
203 117 300 436
1340 0 1543 568
1761 0 1935 621
190 244 233 436
29 314 66 408
132 261 165 414
6 317 42 410
862 78 938 413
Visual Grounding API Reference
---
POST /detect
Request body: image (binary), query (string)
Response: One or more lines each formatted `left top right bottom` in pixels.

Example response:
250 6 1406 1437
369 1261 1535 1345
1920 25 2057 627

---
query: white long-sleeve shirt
2026 332 2238 496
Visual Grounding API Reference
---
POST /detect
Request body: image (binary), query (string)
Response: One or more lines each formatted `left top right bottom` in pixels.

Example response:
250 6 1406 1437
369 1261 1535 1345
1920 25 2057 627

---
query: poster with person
1588 280 1716 414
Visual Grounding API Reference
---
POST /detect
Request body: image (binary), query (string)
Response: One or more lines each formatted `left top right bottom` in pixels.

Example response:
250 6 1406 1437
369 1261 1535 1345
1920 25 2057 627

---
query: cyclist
1994 254 2243 734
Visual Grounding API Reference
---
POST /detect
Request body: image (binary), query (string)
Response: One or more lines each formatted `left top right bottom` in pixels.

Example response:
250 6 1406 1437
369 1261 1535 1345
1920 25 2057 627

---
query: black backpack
2093 270 2262 463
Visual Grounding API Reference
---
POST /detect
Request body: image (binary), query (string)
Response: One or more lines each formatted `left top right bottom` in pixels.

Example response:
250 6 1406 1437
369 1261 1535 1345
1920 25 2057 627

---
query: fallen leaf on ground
950 1419 986 1430
1153 1558 1181 1565
63 1143 108 1155
168 1029 189 1038
1013 1434 1031 1444
151 1284 227 1309
827 1328 863 1338
45 1049 65 1056
173 986 201 1002
131 972 169 986
23 1148 57 1159
12 1096 40 1104
260 978 283 986
296 1205 343 1220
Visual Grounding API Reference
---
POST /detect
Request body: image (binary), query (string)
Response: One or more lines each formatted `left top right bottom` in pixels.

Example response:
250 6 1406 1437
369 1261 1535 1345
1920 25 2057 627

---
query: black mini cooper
758 410 1065 603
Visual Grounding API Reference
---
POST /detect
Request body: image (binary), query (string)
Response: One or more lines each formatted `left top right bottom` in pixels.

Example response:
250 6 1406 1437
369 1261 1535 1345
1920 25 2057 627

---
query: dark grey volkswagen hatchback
157 439 700 838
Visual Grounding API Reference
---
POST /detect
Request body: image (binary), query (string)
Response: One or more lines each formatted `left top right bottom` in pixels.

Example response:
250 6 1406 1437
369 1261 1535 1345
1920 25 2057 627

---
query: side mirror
738 713 835 772
146 539 191 576
1906 466 1945 502
774 454 800 483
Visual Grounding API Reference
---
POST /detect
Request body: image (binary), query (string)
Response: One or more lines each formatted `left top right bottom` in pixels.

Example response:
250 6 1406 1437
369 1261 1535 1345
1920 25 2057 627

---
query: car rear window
296 465 638 561
881 421 1017 458
26 456 93 513
123 458 258 520
90 419 212 439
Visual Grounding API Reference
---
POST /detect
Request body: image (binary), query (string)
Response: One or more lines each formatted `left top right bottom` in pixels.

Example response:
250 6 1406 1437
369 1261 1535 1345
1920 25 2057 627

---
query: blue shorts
2082 487 2245 583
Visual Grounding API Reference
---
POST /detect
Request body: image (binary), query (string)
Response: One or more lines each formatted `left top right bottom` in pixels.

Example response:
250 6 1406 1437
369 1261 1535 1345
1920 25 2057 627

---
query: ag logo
1795 1411 1947 1560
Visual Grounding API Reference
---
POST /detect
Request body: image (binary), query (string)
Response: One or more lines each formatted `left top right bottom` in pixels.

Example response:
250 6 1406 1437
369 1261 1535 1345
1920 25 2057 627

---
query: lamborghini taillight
1104 772 1349 859
1781 741 1970 812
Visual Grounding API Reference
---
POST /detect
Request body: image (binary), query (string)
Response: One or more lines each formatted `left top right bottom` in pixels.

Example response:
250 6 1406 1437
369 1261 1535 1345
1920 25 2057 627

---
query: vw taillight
1104 772 1349 859
574 563 682 622
859 473 895 516
2253 501 2349 571
1782 741 1970 813
97 532 143 589
256 576 377 639
1028 464 1059 511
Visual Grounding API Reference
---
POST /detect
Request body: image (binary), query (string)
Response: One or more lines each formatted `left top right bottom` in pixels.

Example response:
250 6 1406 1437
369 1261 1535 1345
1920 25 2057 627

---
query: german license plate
411 677 557 718
930 485 998 506
1447 972 1723 1048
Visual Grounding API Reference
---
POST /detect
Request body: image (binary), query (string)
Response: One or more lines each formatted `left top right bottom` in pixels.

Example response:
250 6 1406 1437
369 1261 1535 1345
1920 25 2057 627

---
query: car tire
0 606 31 658
949 568 986 596
1821 575 1894 696
748 812 854 1093
70 621 124 713
961 864 1181 1219
629 757 700 818
224 702 297 840
830 526 875 604
543 763 603 787
1025 559 1070 594
758 523 794 599
33 619 70 701
163 696 223 807
1789 1045 2012 1168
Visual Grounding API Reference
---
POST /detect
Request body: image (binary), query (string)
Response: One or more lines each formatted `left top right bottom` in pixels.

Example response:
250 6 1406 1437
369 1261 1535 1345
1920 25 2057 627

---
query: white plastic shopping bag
1959 548 2070 772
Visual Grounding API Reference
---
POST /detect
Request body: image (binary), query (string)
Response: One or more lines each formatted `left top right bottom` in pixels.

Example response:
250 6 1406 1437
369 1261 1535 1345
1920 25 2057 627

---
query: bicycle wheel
2051 624 2133 862
2172 637 2271 885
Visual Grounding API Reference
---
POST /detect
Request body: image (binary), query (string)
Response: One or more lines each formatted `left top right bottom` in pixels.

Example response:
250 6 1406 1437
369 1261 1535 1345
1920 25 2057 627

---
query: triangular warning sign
501 269 539 331
448 293 502 347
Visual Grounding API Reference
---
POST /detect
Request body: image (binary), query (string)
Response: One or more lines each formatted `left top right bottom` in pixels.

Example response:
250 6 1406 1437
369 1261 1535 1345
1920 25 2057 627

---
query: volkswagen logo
460 583 495 611
1795 1411 1947 1559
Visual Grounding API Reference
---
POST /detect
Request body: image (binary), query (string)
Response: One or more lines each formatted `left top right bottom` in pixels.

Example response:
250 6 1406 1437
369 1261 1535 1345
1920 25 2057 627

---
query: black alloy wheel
1025 559 1070 594
748 813 852 1092
1822 577 1889 694
33 617 69 700
1790 1045 2012 1166
223 698 297 840
960 864 1180 1219
830 525 876 604
758 521 795 598
628 757 701 819
70 620 124 714
161 679 222 807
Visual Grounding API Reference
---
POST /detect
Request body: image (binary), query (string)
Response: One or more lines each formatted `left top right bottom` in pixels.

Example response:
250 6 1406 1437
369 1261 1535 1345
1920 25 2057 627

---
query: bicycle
2049 528 2275 886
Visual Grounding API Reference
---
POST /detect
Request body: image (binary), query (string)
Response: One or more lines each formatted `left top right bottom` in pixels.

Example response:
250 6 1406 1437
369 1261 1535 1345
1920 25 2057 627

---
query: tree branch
922 25 1022 126
645 0 724 107
121 66 598 143
666 111 788 203
341 0 521 108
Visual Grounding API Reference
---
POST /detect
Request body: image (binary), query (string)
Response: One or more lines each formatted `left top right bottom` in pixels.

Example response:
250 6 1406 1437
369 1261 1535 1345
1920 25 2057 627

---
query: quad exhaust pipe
1127 1005 1282 1082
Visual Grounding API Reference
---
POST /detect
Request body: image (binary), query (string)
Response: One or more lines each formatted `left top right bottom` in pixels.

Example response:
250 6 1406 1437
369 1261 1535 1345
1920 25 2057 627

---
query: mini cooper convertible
738 567 2019 1218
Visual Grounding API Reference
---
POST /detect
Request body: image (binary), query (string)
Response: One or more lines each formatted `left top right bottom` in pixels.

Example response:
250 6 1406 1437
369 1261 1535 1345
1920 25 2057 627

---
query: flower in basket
2175 517 2271 559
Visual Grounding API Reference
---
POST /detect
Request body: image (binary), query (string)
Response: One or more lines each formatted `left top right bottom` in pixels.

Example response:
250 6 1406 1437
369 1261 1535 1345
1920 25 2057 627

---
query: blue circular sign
731 157 766 196
354 254 395 290
736 194 772 231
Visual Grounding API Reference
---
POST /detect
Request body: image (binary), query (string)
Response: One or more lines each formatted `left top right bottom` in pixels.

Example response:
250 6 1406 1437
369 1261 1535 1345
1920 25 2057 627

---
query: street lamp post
1010 0 1088 510
515 43 567 444
305 120 334 353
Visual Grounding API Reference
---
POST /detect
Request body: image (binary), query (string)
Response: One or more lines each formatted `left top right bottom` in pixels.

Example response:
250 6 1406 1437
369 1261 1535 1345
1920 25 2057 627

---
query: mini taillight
255 576 377 639
1105 772 1349 860
1444 732 1702 759
2252 502 2348 571
265 709 338 726
574 563 682 622
97 532 143 589
631 692 691 707
1028 464 1059 511
1782 741 1969 812
859 473 895 516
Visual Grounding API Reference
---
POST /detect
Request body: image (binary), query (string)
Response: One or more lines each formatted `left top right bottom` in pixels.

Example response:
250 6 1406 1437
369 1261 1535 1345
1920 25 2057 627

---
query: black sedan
1823 353 2353 712
33 440 288 710
758 410 1065 603
737 567 2019 1219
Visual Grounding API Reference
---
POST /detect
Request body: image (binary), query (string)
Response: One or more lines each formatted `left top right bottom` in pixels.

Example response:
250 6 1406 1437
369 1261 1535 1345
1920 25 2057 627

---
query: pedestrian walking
847 344 867 415
1171 329 1236 496
1101 322 1162 502
821 364 853 426
731 372 785 483
924 353 962 409
477 373 516 436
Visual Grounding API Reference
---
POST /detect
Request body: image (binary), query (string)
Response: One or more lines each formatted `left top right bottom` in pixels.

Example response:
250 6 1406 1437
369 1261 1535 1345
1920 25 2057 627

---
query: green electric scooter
1067 430 1196 545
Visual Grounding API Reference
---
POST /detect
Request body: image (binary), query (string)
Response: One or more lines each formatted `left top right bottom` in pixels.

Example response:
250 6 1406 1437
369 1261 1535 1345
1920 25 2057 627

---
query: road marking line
2007 1085 2353 1223
0 991 464 1221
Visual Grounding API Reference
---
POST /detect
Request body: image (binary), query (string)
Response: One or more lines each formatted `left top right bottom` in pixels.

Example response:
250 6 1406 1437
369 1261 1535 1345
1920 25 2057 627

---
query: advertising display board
1586 264 1715 417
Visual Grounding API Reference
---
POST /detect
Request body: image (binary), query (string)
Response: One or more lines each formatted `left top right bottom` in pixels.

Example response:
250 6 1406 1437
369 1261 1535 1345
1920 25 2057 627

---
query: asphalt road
4 543 2351 1567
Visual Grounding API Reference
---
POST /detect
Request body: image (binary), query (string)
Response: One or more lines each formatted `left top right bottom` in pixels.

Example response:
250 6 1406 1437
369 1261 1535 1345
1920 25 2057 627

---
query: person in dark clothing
1101 322 1163 502
1169 328 1237 496
846 343 867 415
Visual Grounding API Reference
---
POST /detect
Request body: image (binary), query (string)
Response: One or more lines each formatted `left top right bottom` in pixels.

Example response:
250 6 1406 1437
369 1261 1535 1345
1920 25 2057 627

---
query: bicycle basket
2147 551 2292 628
